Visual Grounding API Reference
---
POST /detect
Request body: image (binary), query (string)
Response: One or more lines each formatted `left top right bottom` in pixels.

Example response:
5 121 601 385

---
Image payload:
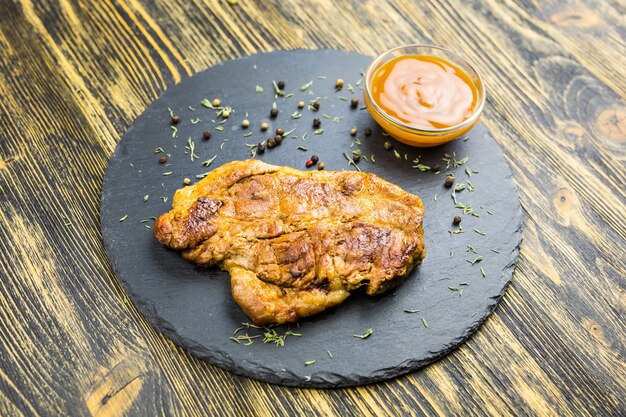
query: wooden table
0 1 624 416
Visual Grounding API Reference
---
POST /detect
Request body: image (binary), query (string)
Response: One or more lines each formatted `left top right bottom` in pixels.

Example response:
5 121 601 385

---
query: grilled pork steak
154 160 425 324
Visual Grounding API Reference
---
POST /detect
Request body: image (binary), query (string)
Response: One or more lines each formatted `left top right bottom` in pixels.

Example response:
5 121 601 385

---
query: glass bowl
363 44 486 147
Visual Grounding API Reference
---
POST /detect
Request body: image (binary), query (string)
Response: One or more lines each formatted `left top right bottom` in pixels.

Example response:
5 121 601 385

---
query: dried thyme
186 138 199 161
299 80 313 91
272 80 284 97
202 155 217 167
353 328 373 339
343 152 361 172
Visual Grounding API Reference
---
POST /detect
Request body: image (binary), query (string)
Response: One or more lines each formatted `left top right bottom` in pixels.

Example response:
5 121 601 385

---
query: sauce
371 55 477 129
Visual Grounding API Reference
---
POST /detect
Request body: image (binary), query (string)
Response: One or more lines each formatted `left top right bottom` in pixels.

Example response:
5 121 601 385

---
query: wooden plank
0 0 623 416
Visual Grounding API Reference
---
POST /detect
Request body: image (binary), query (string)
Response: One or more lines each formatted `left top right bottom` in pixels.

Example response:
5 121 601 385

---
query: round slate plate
101 50 522 388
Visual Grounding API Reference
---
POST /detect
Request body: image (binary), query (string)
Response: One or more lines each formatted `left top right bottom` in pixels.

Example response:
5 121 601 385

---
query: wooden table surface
0 0 624 416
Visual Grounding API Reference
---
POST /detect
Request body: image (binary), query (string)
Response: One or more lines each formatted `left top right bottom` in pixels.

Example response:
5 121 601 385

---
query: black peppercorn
312 101 320 111
257 142 265 154
270 107 278 118
311 155 319 163
276 128 284 136
277 81 285 89
431 164 441 172
364 127 372 136
353 153 361 163
267 138 277 148
384 141 392 150
202 131 211 140
274 135 283 144
171 115 180 125
444 175 455 188
313 118 321 128
159 156 167 164
351 98 359 108
453 216 462 225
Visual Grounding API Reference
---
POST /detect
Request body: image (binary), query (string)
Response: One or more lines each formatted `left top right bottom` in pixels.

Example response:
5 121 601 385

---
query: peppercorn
274 135 283 144
202 131 211 140
171 115 180 125
351 98 359 108
222 110 230 118
277 80 285 89
267 138 277 148
261 122 269 131
453 215 462 225
298 100 305 109
241 119 250 128
313 118 321 128
183 178 191 185
318 162 325 170
431 164 441 172
311 101 320 111
311 155 319 163
257 142 265 154
350 127 357 136
444 175 455 188
305 159 314 168
384 141 393 150
159 156 167 164
352 153 361 163
212 98 221 107
275 127 285 136
270 107 278 118
335 79 344 89
364 127 372 136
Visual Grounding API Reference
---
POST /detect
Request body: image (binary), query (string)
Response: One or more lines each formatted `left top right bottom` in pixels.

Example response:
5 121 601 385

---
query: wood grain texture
0 0 623 416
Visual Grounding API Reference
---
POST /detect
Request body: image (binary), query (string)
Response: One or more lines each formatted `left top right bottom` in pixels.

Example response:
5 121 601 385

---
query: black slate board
100 50 523 388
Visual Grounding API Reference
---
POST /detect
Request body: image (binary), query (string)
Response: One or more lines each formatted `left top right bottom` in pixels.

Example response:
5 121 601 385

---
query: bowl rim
364 44 487 135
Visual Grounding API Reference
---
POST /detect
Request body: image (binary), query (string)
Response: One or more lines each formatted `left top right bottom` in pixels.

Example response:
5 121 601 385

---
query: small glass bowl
363 44 486 147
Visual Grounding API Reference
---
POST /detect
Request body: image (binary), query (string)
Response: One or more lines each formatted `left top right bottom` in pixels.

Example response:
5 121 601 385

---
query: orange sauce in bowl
371 55 477 130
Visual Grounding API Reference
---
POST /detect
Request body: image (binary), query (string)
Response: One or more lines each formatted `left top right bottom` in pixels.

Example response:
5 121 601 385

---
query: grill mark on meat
340 175 364 196
189 198 222 221
184 197 222 245
309 277 330 292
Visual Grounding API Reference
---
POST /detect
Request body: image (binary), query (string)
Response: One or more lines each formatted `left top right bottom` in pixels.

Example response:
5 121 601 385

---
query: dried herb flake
353 328 373 339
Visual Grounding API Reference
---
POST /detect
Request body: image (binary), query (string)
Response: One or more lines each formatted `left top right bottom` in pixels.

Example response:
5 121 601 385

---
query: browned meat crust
154 160 425 324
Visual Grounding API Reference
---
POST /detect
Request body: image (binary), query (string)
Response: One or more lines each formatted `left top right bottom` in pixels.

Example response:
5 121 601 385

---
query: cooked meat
154 160 425 325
